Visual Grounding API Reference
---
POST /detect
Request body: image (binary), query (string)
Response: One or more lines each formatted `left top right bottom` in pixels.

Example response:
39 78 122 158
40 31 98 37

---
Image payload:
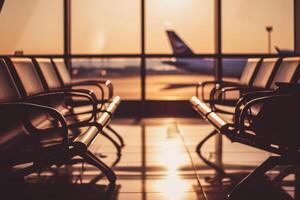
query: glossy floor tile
5 118 298 200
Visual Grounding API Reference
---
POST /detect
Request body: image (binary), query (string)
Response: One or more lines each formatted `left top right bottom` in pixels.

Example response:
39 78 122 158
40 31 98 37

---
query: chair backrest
269 57 300 89
6 57 46 97
0 58 65 161
5 57 67 134
6 57 66 111
239 58 262 85
251 58 281 88
34 58 63 90
0 59 22 103
253 95 300 148
0 58 28 154
52 58 72 86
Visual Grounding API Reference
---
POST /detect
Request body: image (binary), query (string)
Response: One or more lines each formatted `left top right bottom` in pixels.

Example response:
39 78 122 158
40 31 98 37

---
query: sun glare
153 131 191 200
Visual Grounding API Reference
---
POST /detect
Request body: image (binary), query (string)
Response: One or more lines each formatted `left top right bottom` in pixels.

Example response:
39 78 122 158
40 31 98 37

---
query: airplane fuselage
163 58 247 78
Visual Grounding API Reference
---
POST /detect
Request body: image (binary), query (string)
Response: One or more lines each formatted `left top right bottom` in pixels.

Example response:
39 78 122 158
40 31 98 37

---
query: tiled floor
6 118 297 200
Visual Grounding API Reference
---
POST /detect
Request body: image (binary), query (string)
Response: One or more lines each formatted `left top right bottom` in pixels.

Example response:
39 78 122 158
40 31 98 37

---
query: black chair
5 57 120 178
204 85 300 199
5 57 99 129
33 57 124 152
209 57 283 114
196 58 262 101
226 57 300 113
52 58 114 102
51 58 124 148
191 56 300 183
191 57 283 119
0 58 116 185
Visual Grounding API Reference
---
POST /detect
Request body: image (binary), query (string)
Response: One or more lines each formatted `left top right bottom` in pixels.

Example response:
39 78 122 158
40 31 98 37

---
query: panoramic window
71 58 141 100
71 0 141 100
71 0 140 54
221 0 294 99
146 0 215 100
223 0 294 53
0 0 63 54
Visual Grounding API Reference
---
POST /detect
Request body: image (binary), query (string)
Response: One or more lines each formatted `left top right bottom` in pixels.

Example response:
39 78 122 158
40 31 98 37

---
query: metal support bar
196 129 228 181
63 0 71 71
82 150 117 185
295 166 300 200
229 156 281 199
140 0 146 112
107 124 125 147
295 0 300 52
214 0 223 82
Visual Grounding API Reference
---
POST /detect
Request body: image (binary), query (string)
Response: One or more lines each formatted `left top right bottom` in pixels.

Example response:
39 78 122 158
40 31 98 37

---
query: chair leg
15 164 40 177
229 156 282 199
196 129 228 183
107 124 125 147
273 166 295 182
102 130 122 156
295 166 300 200
81 150 117 186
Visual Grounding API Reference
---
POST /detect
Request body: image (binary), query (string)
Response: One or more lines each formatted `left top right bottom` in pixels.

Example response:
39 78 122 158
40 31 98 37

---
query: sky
0 0 294 54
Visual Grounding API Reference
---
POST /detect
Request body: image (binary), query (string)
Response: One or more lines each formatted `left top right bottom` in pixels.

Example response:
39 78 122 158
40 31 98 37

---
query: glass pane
223 0 294 53
146 0 214 54
146 58 214 100
146 0 215 100
71 58 140 100
71 0 140 54
0 0 63 54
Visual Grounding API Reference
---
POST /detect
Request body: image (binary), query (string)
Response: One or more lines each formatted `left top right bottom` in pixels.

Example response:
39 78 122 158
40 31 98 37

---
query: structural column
140 0 146 115
214 0 222 81
295 0 300 52
64 0 71 70
214 0 223 169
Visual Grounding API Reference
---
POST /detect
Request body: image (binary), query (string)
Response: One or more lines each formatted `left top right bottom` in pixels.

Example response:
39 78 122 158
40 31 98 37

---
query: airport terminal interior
1 0 300 199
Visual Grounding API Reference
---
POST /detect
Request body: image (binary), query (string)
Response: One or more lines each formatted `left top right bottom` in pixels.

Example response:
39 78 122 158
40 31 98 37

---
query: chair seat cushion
0 126 68 166
251 98 300 148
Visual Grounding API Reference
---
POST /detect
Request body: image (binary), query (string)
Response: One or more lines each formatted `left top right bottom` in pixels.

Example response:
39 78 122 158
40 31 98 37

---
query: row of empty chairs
191 56 300 199
0 57 122 187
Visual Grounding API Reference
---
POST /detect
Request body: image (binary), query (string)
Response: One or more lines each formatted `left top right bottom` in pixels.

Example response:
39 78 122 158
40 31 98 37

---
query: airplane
275 46 295 55
161 30 249 90
0 0 4 12
163 30 247 78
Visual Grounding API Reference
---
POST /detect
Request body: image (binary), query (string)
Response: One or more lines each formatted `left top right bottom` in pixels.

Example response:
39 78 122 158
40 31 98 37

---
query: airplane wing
161 60 188 67
161 83 196 90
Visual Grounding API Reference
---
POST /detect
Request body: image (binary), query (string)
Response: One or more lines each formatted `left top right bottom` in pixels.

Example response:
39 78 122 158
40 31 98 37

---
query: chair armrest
71 79 114 99
234 90 274 117
58 87 106 111
208 86 241 113
237 94 298 135
25 90 98 121
69 82 104 102
210 85 261 104
73 113 111 149
208 85 266 115
196 80 237 100
0 102 69 149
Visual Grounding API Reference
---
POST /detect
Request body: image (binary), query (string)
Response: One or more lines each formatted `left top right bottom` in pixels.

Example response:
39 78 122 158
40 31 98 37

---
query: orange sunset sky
0 0 294 54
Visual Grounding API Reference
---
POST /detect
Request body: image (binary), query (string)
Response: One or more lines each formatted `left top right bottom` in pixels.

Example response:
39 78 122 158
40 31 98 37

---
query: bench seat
0 58 118 186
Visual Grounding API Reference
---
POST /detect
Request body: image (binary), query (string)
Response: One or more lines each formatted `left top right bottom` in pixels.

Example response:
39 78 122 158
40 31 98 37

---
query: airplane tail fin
275 45 294 55
275 46 281 53
166 30 194 55
0 0 5 13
